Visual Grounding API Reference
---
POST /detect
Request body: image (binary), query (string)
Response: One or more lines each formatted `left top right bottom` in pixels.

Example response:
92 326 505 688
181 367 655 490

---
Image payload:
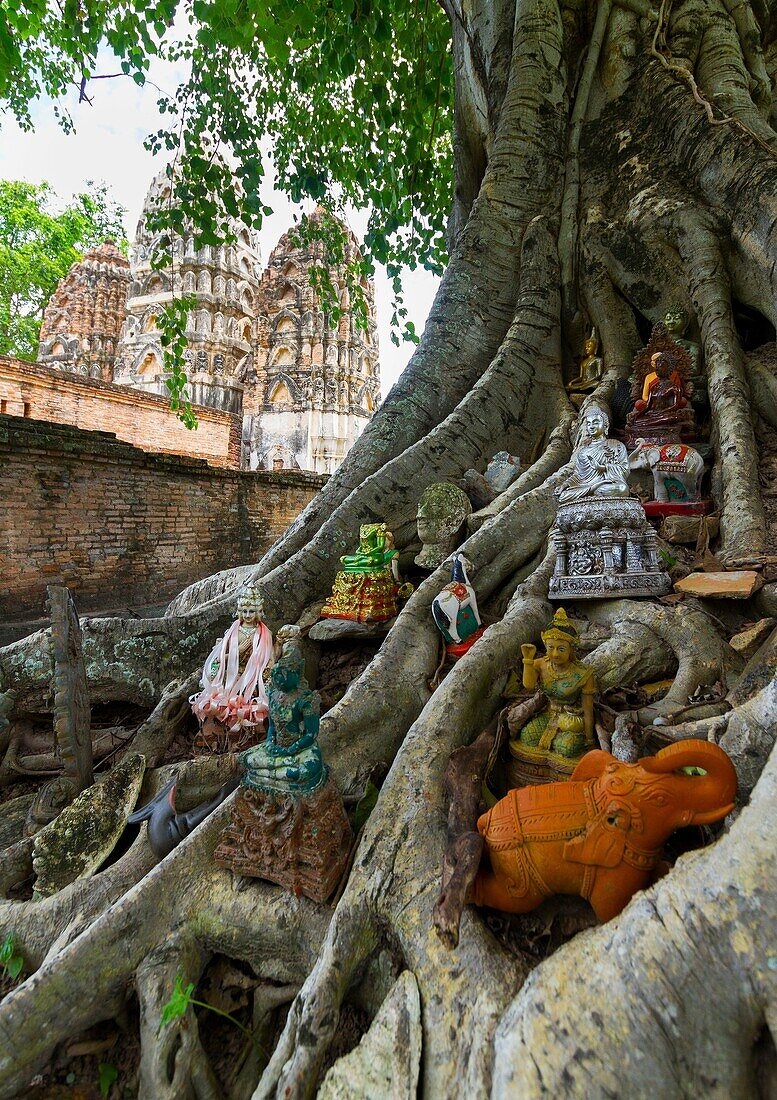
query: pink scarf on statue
190 619 273 733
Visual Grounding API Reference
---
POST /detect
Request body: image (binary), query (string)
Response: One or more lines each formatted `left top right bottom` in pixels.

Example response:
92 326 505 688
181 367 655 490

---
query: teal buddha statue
239 641 325 796
215 634 352 901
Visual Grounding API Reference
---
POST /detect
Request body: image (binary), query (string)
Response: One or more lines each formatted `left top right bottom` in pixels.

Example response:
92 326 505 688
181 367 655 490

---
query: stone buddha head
415 483 472 570
578 402 610 444
664 305 689 339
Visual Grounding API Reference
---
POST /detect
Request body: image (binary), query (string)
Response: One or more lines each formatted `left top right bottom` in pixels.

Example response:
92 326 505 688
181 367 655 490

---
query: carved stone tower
243 211 380 474
113 172 262 414
37 241 130 381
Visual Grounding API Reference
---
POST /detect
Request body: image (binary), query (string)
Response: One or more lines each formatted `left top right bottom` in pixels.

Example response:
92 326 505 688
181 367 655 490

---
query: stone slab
674 571 764 599
309 617 395 642
729 618 776 657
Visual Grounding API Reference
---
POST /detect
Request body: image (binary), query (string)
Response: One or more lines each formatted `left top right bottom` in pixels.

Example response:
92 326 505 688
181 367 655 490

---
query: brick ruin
0 355 240 467
0 413 326 622
37 241 131 382
244 210 380 473
29 171 381 475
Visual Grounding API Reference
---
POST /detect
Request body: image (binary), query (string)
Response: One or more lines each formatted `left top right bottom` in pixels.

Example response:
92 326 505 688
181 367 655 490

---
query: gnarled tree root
255 563 556 1098
0 798 330 1099
586 600 741 722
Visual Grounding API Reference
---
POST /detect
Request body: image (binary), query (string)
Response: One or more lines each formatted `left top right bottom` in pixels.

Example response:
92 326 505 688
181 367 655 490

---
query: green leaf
98 1063 119 1097
0 933 14 965
353 779 380 832
0 932 22 979
159 974 195 1030
5 955 23 980
339 51 356 76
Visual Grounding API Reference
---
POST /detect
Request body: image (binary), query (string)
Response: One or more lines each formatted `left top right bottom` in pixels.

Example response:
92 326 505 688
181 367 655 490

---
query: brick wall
0 356 241 468
0 415 327 620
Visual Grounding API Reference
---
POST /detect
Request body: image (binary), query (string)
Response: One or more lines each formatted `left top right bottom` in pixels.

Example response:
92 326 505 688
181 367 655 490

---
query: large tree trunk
1 2 776 1096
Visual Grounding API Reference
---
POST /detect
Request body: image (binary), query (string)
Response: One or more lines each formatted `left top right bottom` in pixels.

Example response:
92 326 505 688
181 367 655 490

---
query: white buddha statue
557 403 630 505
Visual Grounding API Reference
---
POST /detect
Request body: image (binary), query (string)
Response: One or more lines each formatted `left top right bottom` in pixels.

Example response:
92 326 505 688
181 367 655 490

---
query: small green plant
159 974 268 1055
658 548 677 569
98 1062 118 1097
353 778 380 833
0 933 23 981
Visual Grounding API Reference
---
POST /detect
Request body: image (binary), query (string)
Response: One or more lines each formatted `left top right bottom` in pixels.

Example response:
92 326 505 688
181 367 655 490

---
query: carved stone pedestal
549 499 671 600
214 778 352 902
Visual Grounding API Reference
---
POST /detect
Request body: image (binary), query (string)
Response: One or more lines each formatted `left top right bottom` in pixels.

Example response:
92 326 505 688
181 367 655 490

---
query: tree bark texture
1 2 776 1097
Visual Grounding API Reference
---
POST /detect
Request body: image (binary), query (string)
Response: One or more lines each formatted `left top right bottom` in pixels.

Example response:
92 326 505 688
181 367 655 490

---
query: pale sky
0 49 440 395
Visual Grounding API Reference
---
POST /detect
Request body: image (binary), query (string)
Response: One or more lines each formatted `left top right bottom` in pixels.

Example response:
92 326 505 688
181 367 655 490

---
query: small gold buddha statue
320 523 408 623
507 608 597 784
567 328 604 394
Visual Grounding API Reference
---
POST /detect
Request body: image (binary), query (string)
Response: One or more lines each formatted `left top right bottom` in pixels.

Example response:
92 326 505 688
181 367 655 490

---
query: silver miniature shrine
548 404 671 601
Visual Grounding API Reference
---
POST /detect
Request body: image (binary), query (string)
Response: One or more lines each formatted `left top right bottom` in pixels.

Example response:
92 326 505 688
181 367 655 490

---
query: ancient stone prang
38 241 130 381
243 207 381 474
113 172 262 415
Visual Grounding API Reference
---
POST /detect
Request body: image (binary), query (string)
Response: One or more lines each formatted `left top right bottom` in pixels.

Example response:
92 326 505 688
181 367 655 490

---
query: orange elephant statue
473 739 737 922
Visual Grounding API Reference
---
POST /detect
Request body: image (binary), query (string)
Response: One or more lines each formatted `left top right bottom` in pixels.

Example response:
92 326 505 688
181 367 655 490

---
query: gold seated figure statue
321 522 405 623
507 608 597 784
567 328 604 394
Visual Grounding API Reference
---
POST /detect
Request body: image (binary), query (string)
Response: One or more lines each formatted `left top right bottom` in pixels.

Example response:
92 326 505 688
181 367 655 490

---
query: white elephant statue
628 439 705 503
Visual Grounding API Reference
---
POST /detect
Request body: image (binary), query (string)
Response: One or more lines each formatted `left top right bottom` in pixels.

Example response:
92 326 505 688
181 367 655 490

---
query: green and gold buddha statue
321 523 409 623
507 608 597 784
